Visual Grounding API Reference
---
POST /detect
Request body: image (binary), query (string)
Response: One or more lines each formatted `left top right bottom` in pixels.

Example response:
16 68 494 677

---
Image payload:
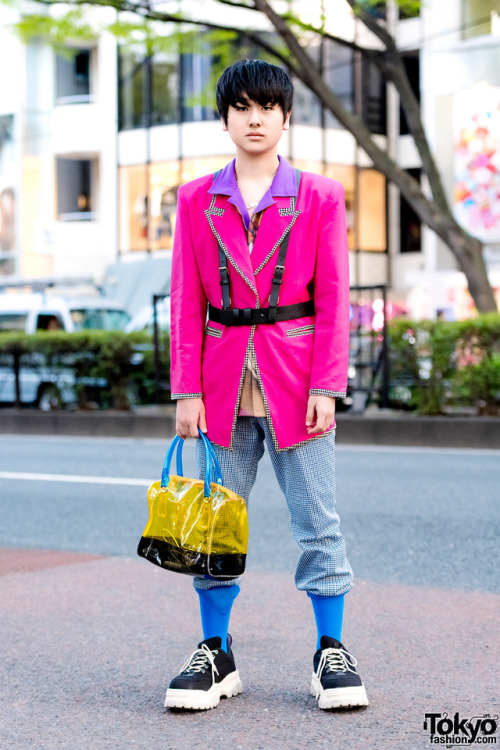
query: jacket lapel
250 196 301 276
205 195 257 295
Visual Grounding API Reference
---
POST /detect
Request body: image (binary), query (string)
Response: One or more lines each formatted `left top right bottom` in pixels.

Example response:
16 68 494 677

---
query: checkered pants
194 417 353 596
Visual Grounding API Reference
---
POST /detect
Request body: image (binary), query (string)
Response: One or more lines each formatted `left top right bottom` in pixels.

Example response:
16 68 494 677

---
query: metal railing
152 286 391 410
349 284 390 409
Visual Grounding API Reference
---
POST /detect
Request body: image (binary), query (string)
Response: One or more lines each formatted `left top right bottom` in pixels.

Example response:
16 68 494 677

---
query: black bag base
137 536 246 580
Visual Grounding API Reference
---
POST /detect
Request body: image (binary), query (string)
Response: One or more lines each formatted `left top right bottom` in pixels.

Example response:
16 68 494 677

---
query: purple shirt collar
208 155 297 230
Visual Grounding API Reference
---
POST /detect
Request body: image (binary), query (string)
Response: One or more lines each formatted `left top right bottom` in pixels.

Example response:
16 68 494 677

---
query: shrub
388 313 500 415
0 330 171 409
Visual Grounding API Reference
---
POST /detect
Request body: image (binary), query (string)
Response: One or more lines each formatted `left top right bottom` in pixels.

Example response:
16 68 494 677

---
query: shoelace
180 643 219 679
314 647 358 698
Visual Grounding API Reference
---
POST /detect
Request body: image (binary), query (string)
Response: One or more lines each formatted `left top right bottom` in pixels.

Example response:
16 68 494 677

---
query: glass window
119 158 232 253
360 57 386 135
292 42 322 127
324 164 356 251
400 54 420 136
357 1 419 19
149 162 181 251
358 169 386 252
400 169 421 253
293 162 356 251
324 41 354 129
181 51 218 122
69 308 130 331
152 53 178 125
36 314 63 331
462 0 497 39
118 47 147 130
56 158 94 220
180 157 233 185
0 114 17 275
292 78 322 127
55 49 91 104
119 164 150 252
118 47 180 129
0 313 27 332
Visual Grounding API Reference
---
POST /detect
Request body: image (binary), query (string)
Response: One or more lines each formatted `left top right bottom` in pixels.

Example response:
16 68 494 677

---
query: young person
167 59 368 712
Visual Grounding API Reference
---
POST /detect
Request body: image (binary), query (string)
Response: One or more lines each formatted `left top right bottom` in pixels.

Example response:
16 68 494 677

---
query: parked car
0 293 130 409
0 293 131 333
125 297 170 334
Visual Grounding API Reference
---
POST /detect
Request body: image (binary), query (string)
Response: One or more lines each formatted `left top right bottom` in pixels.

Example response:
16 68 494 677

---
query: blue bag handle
160 429 223 498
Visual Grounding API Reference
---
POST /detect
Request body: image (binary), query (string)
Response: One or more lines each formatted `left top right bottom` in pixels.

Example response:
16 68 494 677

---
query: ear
221 116 228 132
283 111 291 131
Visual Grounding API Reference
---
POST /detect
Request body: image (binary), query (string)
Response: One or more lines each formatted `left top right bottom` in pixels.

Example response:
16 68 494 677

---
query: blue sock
196 585 240 652
307 592 345 651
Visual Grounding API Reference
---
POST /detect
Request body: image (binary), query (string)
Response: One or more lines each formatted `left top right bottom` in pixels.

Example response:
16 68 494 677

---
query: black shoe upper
313 636 364 690
169 636 238 692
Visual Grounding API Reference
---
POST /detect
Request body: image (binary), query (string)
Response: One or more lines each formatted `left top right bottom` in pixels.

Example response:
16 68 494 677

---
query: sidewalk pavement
1 406 500 448
0 549 498 750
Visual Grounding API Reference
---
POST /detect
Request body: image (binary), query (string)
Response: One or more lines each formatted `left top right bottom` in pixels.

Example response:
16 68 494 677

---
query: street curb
0 409 176 439
1 408 500 448
335 413 500 448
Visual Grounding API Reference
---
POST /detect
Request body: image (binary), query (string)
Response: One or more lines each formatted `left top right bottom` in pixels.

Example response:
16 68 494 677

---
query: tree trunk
442 224 498 314
25 0 500 314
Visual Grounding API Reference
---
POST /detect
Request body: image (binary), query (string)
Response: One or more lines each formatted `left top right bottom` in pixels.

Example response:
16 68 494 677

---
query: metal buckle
274 265 285 285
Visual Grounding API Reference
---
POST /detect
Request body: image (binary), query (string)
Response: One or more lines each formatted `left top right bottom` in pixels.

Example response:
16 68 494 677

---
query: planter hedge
388 313 500 415
0 330 170 410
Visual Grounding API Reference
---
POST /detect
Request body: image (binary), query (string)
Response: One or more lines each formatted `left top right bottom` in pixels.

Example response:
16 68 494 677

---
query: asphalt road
0 434 498 592
0 435 498 750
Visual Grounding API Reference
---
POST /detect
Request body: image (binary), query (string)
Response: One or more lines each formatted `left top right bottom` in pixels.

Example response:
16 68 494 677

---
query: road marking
0 471 151 487
0 434 499 455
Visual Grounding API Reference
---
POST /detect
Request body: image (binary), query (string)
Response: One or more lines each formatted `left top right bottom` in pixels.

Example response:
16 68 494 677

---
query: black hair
216 59 293 124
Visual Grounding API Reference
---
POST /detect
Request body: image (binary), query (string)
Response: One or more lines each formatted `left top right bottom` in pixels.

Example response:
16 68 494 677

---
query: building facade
0 0 499 318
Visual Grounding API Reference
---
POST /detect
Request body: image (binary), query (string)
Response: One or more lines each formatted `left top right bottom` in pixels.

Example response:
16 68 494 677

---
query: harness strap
212 170 231 310
208 300 315 326
212 166 303 319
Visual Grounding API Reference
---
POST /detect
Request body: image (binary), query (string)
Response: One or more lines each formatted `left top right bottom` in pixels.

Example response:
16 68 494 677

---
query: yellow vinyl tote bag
137 430 248 579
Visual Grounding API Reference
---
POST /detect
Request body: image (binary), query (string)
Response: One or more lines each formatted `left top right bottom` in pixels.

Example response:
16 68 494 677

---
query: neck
234 150 280 181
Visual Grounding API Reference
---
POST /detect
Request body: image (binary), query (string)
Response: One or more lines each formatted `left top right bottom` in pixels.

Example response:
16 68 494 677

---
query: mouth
246 133 264 138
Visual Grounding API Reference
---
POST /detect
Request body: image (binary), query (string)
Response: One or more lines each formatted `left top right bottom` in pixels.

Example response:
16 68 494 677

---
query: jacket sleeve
309 183 350 398
170 186 207 399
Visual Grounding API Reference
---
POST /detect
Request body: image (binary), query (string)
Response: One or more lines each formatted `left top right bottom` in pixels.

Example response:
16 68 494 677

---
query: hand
305 395 336 435
176 397 207 440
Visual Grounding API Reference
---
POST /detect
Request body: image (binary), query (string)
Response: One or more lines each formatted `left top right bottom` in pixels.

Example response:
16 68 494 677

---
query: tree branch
250 2 426 201
216 0 257 10
346 0 396 49
345 1 450 212
26 0 298 72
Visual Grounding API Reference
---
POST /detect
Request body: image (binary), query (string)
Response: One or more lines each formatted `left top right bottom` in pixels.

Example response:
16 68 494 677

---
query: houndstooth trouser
194 416 353 597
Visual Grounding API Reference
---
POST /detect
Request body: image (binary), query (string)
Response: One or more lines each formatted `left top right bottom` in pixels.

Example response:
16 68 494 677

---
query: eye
263 104 274 111
234 104 247 112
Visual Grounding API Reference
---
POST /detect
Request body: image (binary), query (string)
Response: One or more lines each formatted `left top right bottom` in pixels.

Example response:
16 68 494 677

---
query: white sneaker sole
310 674 369 709
164 670 243 710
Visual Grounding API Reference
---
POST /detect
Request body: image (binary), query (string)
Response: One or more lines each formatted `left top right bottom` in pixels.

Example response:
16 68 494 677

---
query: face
222 96 290 156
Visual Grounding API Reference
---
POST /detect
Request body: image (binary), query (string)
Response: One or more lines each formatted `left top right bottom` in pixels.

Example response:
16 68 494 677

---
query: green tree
7 0 498 313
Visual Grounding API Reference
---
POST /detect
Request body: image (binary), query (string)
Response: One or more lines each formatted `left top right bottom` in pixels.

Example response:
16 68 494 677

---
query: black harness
208 168 315 327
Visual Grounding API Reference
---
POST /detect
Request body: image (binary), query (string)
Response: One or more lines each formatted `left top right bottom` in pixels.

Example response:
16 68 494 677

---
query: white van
0 293 130 408
125 297 170 334
0 293 130 333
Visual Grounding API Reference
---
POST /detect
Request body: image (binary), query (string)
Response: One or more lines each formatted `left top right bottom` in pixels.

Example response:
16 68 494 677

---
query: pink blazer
170 165 350 451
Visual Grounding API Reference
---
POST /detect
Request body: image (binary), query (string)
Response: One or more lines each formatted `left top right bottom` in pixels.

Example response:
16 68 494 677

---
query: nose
248 106 262 126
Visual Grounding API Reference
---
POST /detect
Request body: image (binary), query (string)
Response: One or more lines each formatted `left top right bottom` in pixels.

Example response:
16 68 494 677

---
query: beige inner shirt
237 209 266 417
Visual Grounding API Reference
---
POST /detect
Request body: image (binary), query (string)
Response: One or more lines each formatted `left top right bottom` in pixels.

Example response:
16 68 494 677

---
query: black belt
208 300 315 326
